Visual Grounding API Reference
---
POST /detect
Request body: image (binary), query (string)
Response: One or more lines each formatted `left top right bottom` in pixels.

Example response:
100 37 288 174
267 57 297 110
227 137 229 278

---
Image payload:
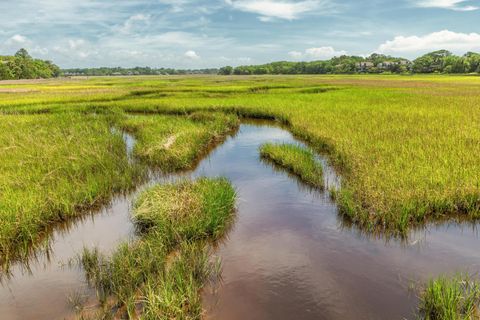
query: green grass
0 112 143 267
2 74 480 318
120 112 238 171
2 75 480 235
259 143 324 188
418 274 480 319
80 177 236 319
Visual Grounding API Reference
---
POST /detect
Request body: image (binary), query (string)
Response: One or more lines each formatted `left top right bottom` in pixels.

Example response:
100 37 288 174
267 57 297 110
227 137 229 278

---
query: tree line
0 49 60 80
219 50 480 75
62 67 219 76
2 48 480 80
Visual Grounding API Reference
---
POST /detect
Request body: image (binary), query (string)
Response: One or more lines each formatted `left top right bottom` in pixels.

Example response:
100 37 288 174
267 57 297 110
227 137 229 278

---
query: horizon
56 49 473 70
1 1 479 69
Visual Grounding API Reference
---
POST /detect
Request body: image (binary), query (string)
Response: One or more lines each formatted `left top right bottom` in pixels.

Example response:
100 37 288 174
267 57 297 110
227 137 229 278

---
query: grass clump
121 112 238 172
80 177 236 319
0 113 142 267
260 143 324 188
418 274 480 320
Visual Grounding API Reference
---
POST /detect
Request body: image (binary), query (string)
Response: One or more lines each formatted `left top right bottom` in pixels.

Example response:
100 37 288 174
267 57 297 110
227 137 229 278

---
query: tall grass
80 177 236 319
0 113 143 268
120 112 239 171
2 75 480 234
259 143 324 188
418 274 480 319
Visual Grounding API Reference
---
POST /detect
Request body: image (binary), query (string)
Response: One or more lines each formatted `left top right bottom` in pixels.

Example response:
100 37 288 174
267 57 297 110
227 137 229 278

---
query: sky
0 0 479 68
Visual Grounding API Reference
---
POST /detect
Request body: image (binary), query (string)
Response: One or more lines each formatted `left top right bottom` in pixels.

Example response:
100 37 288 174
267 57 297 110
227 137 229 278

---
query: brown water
1 122 480 319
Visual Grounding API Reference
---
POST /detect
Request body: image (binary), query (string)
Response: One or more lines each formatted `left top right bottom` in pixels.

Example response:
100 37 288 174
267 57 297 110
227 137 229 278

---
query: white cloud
238 57 252 63
378 30 480 54
52 38 98 60
3 34 50 56
68 39 86 50
289 46 347 60
412 0 479 11
184 50 200 59
219 56 252 64
31 46 49 55
158 0 188 12
288 50 303 59
119 14 150 34
8 34 27 44
305 46 347 58
226 0 333 21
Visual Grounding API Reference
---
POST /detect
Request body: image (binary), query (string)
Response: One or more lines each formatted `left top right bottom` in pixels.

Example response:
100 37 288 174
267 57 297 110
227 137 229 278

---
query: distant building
378 61 394 68
355 61 374 72
356 62 374 68
378 60 411 69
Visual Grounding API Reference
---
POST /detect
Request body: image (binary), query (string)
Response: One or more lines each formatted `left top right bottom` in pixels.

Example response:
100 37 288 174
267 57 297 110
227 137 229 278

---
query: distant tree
45 60 61 77
0 49 60 80
15 48 32 59
218 66 233 75
413 54 436 73
0 62 14 79
464 52 480 73
429 49 453 59
443 55 469 73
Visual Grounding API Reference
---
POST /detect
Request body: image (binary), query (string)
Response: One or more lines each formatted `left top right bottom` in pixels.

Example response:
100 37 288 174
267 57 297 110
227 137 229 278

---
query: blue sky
0 0 479 68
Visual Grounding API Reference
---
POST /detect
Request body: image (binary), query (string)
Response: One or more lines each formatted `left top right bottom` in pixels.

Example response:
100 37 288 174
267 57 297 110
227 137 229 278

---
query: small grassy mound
121 112 239 172
418 274 480 320
80 177 236 319
260 143 324 188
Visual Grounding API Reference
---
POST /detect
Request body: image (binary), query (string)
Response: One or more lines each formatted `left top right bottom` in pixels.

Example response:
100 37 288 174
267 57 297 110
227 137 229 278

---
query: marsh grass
419 274 480 320
260 143 324 189
0 113 143 269
80 177 236 319
2 75 480 235
120 112 239 172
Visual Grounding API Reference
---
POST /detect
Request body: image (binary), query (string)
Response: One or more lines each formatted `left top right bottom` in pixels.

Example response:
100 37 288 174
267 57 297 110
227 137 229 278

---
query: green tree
0 62 14 79
15 48 32 59
218 66 233 75
464 52 480 73
0 49 61 80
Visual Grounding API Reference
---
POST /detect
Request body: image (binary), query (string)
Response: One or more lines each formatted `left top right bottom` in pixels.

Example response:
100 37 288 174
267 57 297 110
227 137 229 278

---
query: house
378 60 411 69
356 62 374 68
378 61 394 69
355 62 374 72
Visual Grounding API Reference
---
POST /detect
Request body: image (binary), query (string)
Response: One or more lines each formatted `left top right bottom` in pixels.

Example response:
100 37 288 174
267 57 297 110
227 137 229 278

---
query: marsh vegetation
0 112 142 268
419 274 480 320
80 178 236 319
3 74 479 235
1 75 480 319
259 143 324 188
120 112 238 171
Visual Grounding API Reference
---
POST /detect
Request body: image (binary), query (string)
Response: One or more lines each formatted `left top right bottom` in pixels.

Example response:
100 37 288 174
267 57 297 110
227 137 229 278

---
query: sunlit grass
80 177 236 319
418 274 480 320
0 113 143 267
1 75 480 236
260 143 324 188
120 112 238 171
